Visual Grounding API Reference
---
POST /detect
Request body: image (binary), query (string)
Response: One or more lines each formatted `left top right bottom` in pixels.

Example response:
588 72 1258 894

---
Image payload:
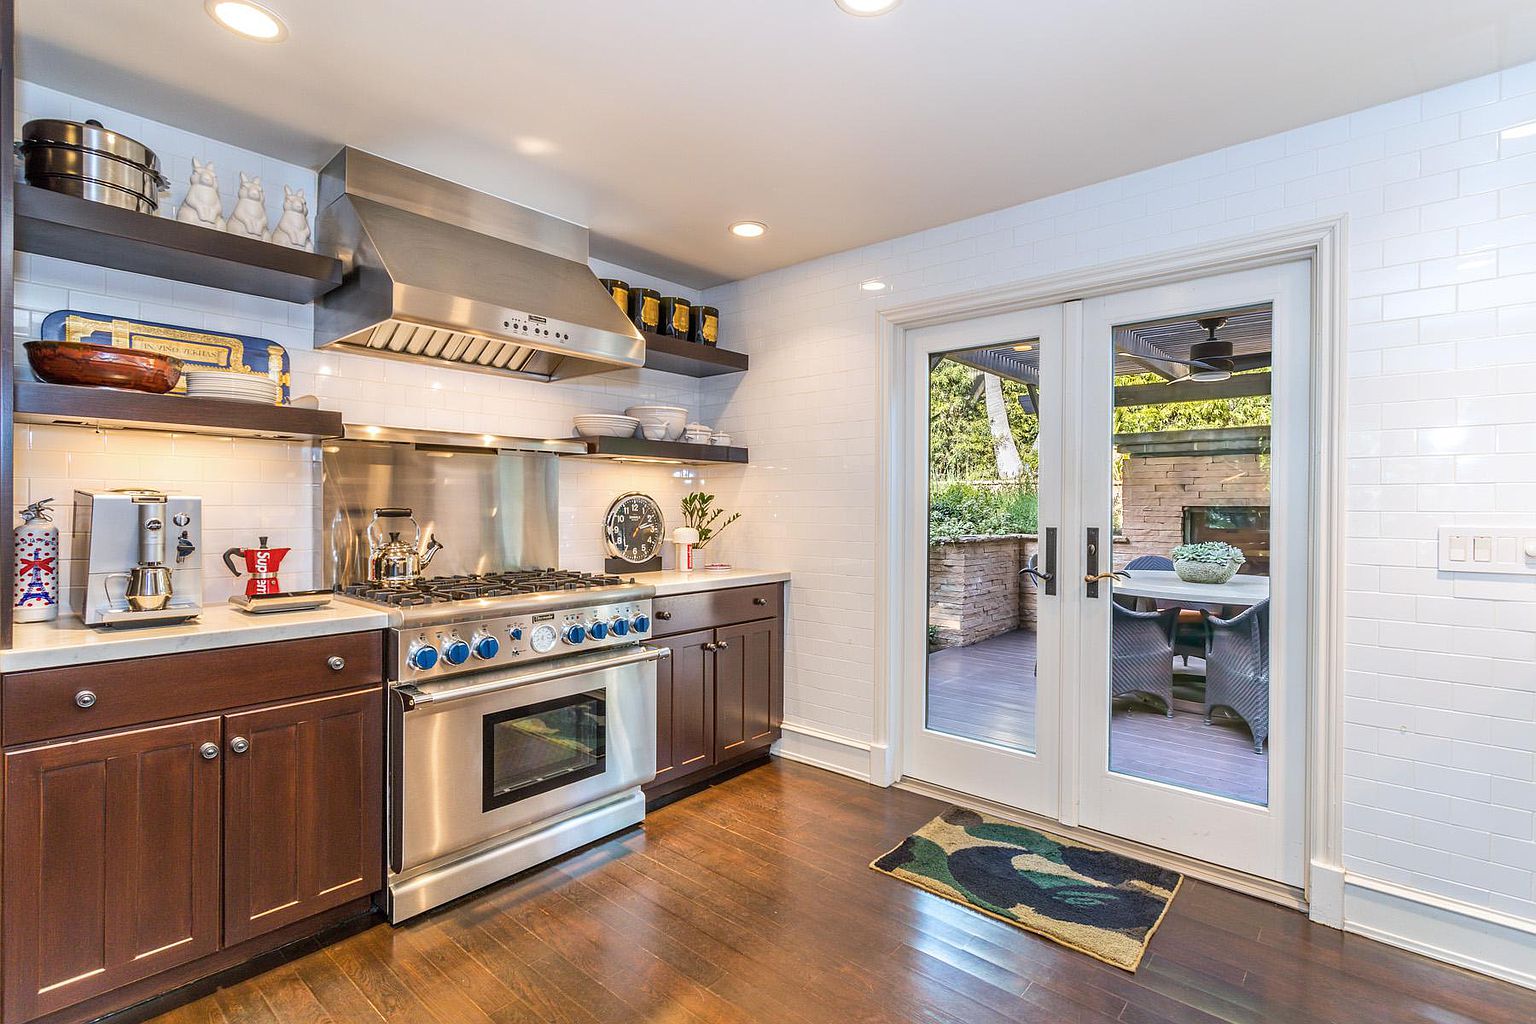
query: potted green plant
680 492 740 556
1171 541 1246 584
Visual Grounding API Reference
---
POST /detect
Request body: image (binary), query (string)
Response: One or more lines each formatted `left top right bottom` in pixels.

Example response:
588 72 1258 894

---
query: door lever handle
1084 571 1130 584
1020 567 1054 586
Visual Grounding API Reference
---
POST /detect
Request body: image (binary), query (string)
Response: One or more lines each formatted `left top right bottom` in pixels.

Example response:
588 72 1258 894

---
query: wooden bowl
25 341 183 393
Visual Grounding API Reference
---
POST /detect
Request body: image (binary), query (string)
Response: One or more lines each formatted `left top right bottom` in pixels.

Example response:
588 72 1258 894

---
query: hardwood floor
927 629 1268 804
147 759 1536 1024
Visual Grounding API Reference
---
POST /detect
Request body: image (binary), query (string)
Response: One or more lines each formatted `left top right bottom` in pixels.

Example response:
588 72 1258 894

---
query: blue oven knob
442 638 471 665
589 620 609 640
509 626 524 641
408 641 439 671
631 613 650 634
611 617 629 637
472 633 500 660
564 623 587 645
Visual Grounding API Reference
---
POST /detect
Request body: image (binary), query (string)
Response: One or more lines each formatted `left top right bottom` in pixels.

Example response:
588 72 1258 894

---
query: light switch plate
1438 526 1536 576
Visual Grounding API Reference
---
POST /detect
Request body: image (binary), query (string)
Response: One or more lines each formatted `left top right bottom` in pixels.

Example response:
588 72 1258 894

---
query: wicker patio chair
1121 554 1203 663
1111 603 1178 717
1203 599 1270 754
1124 554 1174 571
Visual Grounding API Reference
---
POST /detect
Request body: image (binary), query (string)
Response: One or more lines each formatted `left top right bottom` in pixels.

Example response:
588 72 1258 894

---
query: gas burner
339 569 638 609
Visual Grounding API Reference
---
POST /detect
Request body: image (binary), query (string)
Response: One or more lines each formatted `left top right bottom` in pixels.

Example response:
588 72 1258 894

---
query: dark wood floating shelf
14 185 344 304
641 331 749 377
14 381 344 440
578 435 748 465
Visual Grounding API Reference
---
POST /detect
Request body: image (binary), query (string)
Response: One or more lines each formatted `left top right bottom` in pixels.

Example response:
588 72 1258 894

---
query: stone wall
928 535 1038 647
1119 452 1269 564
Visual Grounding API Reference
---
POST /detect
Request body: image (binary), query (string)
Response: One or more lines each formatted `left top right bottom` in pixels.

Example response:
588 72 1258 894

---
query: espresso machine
71 488 203 626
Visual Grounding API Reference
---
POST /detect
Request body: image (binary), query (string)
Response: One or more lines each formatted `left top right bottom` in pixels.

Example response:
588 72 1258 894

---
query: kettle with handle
366 508 443 588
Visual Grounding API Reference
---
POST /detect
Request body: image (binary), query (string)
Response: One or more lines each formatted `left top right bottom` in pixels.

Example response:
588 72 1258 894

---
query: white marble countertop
631 568 790 597
1 602 394 673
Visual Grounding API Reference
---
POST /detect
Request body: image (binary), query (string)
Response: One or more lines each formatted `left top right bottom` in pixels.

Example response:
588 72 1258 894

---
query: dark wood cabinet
0 631 386 1024
646 582 785 802
223 687 382 946
3 718 223 1023
653 628 716 789
714 617 782 762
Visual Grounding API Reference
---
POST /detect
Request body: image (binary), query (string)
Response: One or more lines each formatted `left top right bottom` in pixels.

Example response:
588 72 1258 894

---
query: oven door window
483 690 607 811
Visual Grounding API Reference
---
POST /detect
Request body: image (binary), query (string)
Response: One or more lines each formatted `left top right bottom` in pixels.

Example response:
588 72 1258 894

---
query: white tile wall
12 81 722 609
701 63 1536 921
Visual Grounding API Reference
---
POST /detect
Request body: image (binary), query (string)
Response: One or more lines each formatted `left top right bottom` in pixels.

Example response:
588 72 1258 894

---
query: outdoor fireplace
1183 505 1269 574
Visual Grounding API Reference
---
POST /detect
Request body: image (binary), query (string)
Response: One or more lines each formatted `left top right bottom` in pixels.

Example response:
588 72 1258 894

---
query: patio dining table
1114 569 1269 609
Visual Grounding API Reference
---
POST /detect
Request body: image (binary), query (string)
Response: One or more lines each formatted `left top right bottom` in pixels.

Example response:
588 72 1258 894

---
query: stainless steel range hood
313 148 644 382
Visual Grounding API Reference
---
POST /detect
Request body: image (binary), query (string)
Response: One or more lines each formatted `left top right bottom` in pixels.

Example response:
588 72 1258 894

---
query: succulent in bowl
1170 542 1246 584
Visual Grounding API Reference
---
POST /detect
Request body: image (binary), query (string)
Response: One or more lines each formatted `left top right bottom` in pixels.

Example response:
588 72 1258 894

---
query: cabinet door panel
714 619 782 762
3 718 221 1023
649 628 715 789
223 688 381 946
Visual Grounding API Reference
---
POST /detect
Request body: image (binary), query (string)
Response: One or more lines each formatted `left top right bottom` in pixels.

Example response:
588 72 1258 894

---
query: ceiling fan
1149 316 1233 384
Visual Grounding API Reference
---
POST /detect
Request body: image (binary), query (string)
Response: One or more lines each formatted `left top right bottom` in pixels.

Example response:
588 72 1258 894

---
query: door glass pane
1107 306 1272 806
925 339 1043 752
483 691 607 810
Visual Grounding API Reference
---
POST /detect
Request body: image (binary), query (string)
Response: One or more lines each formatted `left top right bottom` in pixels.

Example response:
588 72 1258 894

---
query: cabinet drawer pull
328 656 346 671
753 597 767 606
716 640 730 650
703 642 718 651
230 736 250 754
199 742 220 761
656 610 673 620
74 689 97 709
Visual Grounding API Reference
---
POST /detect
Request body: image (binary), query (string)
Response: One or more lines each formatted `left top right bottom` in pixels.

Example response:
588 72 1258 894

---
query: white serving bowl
573 414 641 438
625 405 687 441
640 423 669 441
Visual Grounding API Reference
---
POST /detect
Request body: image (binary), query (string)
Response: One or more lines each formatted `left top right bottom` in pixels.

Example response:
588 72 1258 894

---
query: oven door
391 644 666 874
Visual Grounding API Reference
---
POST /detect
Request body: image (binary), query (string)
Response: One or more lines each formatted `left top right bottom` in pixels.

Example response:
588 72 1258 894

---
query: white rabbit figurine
175 158 226 230
270 185 311 249
225 172 272 241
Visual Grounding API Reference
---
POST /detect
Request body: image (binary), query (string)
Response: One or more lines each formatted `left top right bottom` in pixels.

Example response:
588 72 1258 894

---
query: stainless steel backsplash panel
322 440 560 588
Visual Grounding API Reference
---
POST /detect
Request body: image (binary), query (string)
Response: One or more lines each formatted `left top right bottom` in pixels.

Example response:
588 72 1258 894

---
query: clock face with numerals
604 492 665 564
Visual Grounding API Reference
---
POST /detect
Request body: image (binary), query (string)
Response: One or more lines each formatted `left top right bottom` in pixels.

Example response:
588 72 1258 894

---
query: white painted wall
701 62 1536 983
11 81 718 607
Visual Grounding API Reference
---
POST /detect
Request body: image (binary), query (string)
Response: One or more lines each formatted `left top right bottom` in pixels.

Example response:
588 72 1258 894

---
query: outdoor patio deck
926 629 1268 805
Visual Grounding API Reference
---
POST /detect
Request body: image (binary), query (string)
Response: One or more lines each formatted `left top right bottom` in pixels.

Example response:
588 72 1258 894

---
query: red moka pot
223 536 291 596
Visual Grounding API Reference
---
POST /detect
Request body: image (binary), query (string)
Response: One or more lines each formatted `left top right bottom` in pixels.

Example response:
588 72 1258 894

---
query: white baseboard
1308 860 1345 928
1343 874 1536 991
772 722 873 782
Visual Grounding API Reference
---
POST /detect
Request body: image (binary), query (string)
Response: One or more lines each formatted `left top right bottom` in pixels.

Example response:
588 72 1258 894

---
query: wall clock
604 492 665 573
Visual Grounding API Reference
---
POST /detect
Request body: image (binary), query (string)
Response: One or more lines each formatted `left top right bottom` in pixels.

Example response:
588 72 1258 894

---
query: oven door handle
396 644 671 710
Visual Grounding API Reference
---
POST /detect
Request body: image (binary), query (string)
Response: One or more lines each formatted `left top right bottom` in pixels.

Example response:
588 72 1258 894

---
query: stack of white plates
573 413 641 438
184 369 281 405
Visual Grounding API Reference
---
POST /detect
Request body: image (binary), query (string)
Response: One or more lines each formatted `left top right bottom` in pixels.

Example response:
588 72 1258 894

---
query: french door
905 260 1312 889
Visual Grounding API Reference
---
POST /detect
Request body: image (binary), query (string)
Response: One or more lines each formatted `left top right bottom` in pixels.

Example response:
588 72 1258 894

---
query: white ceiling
18 1 1536 287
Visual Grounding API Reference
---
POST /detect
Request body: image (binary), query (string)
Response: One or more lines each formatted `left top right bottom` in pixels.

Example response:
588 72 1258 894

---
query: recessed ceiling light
835 0 902 15
729 221 767 239
859 279 888 292
1012 343 1034 351
205 0 289 42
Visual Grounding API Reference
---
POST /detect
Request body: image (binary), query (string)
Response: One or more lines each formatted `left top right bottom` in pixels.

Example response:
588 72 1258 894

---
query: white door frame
872 218 1348 924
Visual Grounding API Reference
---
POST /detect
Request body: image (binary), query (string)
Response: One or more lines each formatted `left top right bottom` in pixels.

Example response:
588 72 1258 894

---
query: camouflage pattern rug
871 807 1182 970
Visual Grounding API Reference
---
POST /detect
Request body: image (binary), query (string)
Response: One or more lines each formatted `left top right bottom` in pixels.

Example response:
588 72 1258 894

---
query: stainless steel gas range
322 432 668 923
342 570 668 923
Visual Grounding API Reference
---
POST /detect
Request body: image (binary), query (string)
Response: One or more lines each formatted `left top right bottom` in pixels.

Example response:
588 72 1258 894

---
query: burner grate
341 569 635 606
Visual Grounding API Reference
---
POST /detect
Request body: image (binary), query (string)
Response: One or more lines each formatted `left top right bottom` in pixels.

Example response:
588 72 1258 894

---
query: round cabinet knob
631 614 651 634
753 597 768 606
472 633 500 660
564 623 587 645
611 618 630 637
199 742 220 760
327 655 346 671
74 689 97 709
442 638 472 665
589 621 609 641
509 626 524 641
408 641 439 671
230 736 249 754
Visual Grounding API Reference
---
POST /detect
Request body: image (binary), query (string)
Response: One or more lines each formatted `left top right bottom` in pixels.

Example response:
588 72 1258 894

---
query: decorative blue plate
40 310 291 404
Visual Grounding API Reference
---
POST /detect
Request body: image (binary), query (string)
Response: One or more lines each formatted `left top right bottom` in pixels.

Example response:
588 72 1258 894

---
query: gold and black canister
690 305 720 346
598 278 630 315
627 287 661 333
658 296 692 338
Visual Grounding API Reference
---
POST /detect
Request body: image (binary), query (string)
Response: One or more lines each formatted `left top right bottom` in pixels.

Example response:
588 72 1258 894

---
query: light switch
1474 536 1493 562
1449 534 1469 561
1438 526 1536 576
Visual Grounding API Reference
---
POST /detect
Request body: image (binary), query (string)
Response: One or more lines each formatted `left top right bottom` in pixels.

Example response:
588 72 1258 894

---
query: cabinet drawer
2 631 384 746
652 583 782 637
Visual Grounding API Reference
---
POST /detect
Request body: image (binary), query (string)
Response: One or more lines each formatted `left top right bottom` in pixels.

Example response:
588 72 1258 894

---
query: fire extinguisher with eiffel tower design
15 498 59 622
